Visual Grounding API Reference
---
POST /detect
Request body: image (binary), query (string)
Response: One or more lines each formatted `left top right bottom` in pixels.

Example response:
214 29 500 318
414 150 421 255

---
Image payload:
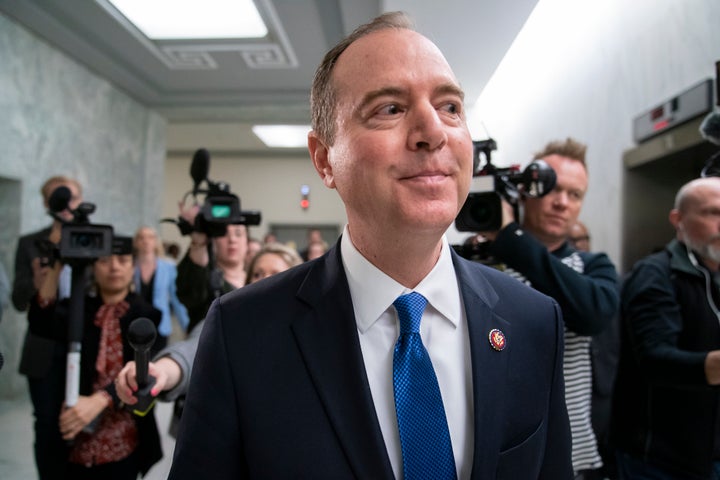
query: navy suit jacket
169 242 572 479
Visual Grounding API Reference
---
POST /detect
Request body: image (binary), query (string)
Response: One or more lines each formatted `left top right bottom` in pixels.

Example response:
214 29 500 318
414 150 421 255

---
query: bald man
611 177 720 479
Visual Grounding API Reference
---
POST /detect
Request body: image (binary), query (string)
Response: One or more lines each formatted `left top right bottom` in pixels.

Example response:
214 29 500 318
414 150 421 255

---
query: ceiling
0 0 539 153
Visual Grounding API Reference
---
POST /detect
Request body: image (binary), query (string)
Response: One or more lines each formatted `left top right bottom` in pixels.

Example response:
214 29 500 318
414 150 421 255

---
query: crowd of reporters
5 11 720 476
9 174 325 479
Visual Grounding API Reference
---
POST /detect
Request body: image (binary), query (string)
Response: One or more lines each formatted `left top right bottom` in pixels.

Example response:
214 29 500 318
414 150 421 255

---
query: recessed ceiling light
108 0 268 40
252 125 310 148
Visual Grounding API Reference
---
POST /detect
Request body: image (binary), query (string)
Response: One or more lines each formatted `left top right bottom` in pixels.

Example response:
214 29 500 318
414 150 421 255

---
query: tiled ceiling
0 0 539 151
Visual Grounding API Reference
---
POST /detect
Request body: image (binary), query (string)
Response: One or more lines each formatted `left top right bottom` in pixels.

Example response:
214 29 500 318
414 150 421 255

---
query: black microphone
48 185 72 213
700 111 720 146
518 159 557 198
190 148 210 195
127 317 157 416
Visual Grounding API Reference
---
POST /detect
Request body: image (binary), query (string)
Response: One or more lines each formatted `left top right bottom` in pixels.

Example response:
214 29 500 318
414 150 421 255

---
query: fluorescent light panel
108 0 267 39
252 125 310 148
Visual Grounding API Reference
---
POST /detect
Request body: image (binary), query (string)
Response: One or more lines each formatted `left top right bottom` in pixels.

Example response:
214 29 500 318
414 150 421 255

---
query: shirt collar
340 225 461 333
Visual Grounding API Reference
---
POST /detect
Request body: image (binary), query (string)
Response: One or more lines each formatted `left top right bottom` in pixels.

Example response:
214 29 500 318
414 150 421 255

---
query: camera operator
28 235 162 479
175 201 249 333
11 175 82 480
481 138 619 479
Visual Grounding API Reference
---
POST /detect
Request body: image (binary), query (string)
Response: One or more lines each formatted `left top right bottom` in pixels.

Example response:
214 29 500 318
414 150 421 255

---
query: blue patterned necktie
393 292 457 480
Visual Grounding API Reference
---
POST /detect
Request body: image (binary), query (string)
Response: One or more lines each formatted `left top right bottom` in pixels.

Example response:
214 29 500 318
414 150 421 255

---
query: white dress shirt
340 226 474 479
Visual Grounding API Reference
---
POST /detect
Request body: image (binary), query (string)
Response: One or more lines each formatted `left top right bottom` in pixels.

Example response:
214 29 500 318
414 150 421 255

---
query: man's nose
551 190 569 208
407 104 447 151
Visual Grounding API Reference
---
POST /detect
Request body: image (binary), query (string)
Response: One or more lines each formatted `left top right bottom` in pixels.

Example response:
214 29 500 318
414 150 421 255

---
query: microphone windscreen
47 185 71 213
190 148 210 186
128 317 157 351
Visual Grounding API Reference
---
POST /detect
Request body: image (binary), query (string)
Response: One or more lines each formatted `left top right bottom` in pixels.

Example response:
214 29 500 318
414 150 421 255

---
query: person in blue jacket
133 226 189 351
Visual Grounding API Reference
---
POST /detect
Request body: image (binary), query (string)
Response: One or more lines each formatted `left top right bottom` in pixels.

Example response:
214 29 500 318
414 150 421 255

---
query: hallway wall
463 0 720 270
0 13 166 398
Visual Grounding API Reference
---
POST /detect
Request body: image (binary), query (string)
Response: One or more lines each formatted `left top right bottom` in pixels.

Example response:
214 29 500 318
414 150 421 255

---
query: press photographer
454 138 557 263
27 188 163 478
460 137 619 479
169 147 262 333
12 176 83 479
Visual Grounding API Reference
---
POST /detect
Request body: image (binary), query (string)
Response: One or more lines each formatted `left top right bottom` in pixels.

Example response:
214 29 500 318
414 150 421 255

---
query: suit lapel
452 254 511 478
291 244 394 480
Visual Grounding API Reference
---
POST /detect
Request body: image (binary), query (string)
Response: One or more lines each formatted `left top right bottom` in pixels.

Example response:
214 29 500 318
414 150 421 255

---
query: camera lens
469 202 495 227
455 191 502 232
70 231 102 249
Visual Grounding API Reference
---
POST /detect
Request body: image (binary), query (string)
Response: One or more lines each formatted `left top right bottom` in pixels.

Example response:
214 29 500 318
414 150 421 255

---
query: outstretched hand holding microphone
116 317 171 415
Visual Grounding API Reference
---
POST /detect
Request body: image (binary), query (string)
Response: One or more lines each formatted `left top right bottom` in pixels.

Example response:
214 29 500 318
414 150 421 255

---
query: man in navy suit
169 11 572 479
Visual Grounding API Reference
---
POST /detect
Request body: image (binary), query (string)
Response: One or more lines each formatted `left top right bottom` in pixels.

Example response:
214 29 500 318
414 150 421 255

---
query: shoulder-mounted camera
165 148 261 238
455 139 557 232
46 186 114 261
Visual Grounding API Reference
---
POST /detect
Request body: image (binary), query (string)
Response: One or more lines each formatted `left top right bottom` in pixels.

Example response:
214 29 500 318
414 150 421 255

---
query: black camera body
455 139 557 232
167 148 261 238
60 223 114 259
45 187 114 263
196 182 261 238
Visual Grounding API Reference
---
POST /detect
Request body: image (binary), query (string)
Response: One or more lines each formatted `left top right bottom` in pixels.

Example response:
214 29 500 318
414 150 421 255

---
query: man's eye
378 104 400 115
441 103 459 114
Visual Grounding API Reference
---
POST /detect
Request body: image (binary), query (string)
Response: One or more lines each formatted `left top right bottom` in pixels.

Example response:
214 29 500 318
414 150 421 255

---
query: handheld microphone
190 148 210 196
127 317 158 416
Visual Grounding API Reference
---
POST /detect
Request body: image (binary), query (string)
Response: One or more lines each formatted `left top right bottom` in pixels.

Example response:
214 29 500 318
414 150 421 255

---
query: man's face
569 222 590 252
308 29 473 240
522 154 588 249
674 181 720 265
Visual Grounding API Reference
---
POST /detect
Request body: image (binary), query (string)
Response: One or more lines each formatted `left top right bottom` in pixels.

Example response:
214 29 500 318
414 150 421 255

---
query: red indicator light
300 199 310 209
653 119 670 131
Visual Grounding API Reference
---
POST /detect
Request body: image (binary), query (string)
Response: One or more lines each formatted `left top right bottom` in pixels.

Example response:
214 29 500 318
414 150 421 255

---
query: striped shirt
505 251 602 473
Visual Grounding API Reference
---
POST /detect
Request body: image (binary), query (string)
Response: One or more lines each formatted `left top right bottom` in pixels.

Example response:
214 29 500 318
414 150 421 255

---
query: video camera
41 186 114 264
165 148 261 237
455 139 557 232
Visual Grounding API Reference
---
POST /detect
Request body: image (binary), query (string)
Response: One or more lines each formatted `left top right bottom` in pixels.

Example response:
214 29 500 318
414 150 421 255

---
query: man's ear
669 208 682 231
308 132 335 189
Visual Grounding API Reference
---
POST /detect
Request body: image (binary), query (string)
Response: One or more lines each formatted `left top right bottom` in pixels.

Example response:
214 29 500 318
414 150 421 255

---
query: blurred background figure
569 220 591 252
263 231 278 244
246 242 302 284
12 175 83 480
611 177 720 480
133 226 190 351
299 228 324 261
28 237 162 479
244 237 263 271
305 240 328 261
163 242 181 262
175 202 249 333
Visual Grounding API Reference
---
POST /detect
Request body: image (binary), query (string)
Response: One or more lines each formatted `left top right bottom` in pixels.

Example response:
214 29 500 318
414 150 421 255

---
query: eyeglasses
569 235 590 242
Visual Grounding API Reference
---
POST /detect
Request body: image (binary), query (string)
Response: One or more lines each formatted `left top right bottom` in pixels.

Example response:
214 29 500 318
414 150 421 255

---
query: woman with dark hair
29 238 162 479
